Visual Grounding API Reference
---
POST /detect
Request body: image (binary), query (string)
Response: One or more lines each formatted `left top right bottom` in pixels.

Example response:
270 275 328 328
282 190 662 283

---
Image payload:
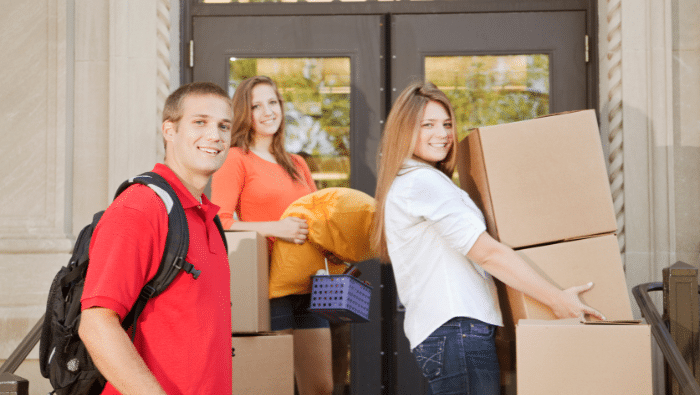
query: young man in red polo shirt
79 82 233 395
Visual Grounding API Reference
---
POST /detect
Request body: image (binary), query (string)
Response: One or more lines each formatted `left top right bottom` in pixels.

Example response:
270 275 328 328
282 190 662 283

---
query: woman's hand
275 217 309 244
550 282 606 321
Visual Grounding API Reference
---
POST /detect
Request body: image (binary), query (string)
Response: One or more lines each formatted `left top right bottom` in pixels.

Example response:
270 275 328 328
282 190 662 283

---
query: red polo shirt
82 164 232 395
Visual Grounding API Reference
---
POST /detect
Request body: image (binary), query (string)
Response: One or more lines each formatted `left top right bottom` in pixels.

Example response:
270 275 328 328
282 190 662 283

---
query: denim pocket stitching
413 336 446 380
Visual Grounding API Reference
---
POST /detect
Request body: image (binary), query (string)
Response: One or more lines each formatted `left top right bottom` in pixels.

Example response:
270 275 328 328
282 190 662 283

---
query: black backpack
38 172 228 395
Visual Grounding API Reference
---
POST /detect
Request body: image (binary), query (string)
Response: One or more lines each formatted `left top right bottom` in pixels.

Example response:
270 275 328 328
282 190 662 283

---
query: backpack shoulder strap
214 214 228 254
113 171 194 337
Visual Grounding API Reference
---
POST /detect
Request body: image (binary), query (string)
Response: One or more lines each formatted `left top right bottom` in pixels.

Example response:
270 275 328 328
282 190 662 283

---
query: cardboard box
456 110 617 249
232 333 294 395
503 234 633 327
226 231 270 333
516 319 652 395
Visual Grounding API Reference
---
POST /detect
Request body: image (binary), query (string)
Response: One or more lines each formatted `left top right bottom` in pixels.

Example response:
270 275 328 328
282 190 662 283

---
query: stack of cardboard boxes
456 110 653 394
226 231 294 395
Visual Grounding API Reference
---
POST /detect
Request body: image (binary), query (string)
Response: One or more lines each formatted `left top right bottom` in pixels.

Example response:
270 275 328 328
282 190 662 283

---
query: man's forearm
79 307 167 395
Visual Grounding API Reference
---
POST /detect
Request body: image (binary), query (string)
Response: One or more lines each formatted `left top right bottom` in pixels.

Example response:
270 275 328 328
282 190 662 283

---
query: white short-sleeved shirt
385 159 503 349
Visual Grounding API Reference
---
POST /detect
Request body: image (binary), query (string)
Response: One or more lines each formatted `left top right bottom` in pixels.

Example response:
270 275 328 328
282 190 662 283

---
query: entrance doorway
190 4 593 394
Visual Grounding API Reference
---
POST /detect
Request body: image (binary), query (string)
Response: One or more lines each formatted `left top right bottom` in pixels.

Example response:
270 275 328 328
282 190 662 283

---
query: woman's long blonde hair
230 75 302 182
372 81 457 263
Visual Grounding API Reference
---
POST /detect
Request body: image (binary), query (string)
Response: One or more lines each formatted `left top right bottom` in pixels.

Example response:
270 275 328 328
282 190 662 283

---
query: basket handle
321 249 350 269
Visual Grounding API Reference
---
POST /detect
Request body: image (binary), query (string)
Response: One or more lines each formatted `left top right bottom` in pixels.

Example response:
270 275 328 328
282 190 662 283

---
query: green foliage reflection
229 57 351 188
426 55 550 141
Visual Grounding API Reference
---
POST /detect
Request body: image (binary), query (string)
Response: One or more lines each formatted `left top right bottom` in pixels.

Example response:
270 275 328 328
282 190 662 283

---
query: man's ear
162 120 176 141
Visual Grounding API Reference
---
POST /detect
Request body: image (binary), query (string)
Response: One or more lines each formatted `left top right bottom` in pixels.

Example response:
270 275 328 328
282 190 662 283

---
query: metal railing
0 314 43 395
633 282 700 395
0 314 44 376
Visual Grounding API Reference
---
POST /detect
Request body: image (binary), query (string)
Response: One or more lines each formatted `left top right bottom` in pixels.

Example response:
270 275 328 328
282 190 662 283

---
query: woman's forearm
227 220 279 238
227 217 309 244
468 232 603 319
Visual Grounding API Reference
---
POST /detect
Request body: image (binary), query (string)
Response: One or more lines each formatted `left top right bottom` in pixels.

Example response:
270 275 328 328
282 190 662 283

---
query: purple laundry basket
308 274 373 323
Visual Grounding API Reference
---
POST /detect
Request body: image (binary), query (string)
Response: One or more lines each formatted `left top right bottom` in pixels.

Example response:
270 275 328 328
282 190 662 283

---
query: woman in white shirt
372 82 604 395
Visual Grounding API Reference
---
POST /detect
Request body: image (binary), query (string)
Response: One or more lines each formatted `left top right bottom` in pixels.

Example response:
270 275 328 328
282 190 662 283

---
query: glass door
390 12 588 394
193 14 385 394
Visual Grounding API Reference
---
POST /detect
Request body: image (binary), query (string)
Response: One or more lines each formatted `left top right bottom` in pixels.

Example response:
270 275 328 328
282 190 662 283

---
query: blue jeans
412 317 500 395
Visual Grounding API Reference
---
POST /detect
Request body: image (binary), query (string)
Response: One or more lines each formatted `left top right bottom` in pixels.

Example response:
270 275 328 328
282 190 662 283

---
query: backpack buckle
173 256 200 280
140 285 156 300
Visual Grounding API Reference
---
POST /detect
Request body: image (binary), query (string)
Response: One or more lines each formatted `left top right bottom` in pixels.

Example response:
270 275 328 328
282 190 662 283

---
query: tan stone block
75 0 109 61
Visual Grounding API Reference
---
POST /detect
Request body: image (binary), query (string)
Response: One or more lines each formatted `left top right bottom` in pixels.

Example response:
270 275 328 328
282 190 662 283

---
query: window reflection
425 55 550 140
229 57 351 188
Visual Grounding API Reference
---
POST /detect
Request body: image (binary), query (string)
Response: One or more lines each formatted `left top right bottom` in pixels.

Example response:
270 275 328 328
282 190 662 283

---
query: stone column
108 0 169 193
0 1 71 393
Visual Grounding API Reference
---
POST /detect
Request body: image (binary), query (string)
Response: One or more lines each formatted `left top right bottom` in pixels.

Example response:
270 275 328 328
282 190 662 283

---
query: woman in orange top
211 75 333 395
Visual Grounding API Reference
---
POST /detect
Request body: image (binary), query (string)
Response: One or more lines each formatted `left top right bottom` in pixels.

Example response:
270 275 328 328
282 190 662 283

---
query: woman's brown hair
230 75 302 182
372 81 457 263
